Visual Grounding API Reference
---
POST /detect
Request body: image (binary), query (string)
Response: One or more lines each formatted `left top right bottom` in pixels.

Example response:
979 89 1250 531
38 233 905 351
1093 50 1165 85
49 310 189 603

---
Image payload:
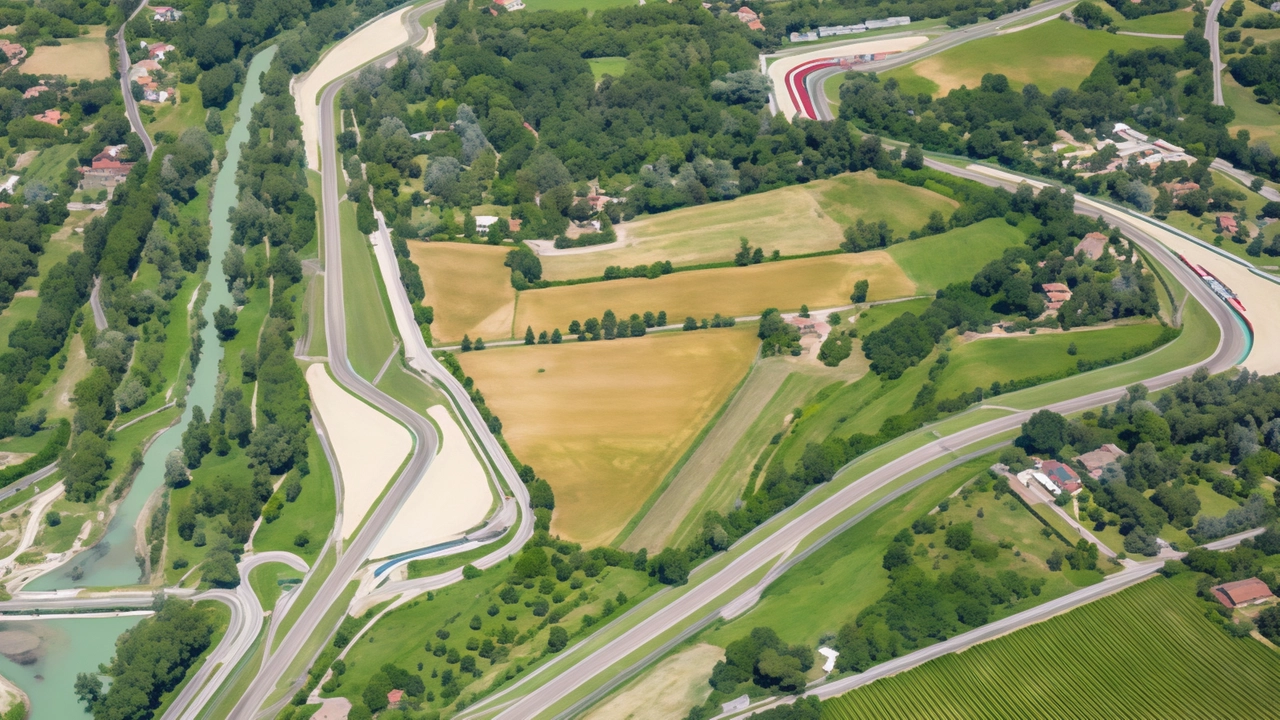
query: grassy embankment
249 561 304 611
823 574 1280 719
881 20 1179 96
340 198 399 380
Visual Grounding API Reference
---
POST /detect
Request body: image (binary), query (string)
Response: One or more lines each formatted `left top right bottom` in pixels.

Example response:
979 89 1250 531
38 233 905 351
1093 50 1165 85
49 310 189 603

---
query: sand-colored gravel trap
371 405 493 559
306 364 412 539
293 7 412 170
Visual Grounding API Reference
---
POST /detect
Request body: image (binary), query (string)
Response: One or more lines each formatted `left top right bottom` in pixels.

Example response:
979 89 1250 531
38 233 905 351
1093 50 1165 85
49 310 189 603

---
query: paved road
0 462 56 504
163 551 309 720
473 160 1246 720
1212 158 1280 201
1207 0 1226 106
721 527 1268 718
798 0 1079 119
116 0 155 158
227 3 536 714
89 276 108 331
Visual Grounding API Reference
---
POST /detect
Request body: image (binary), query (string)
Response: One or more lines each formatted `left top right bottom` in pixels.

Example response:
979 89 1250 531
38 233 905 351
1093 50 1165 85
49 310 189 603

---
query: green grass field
1225 75 1280 154
886 218 1028 294
823 574 1280 719
339 199 398 380
935 322 1168 398
588 56 627 80
882 20 1178 95
146 83 206 139
705 454 1098 650
855 298 932 336
540 171 958 280
1098 4 1195 34
248 561 302 612
251 428 337 564
329 555 659 715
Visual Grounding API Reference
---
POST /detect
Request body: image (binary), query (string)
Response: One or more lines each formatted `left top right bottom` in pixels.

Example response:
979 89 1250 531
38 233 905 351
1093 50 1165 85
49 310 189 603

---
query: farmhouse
386 689 404 708
1016 468 1062 496
22 85 48 99
1217 215 1238 235
475 215 500 234
493 0 525 11
1074 443 1126 479
151 5 184 21
1212 578 1275 608
148 43 174 60
1038 459 1082 494
1074 232 1109 261
735 6 765 29
0 40 26 66
33 109 63 126
1042 282 1072 311
1161 181 1199 200
79 145 134 185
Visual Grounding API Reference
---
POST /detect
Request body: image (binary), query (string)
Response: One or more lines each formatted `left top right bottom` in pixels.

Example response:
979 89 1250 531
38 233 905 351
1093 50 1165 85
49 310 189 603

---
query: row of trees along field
173 50 315 589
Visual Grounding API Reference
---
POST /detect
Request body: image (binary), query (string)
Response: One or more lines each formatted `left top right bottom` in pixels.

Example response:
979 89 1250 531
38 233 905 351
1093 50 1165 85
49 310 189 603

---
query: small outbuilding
1212 578 1275 608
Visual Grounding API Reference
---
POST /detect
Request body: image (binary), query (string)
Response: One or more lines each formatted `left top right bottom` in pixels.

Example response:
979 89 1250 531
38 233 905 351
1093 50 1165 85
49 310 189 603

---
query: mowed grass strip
458 327 760 547
823 575 1280 719
410 241 515 342
935 322 1168 398
541 171 957 280
886 218 1028 294
882 20 1178 95
517 252 915 336
340 200 398 379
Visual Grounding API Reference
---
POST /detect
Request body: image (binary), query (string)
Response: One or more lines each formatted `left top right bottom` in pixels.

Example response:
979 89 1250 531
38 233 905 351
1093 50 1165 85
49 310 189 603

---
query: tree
164 450 189 488
601 310 618 339
851 279 869 303
1019 410 1069 455
945 522 973 551
213 305 238 340
547 625 569 652
648 547 690 585
45 510 60 527
182 406 212 468
903 144 924 170
202 539 239 587
551 328 562 344
199 64 236 109
524 325 535 345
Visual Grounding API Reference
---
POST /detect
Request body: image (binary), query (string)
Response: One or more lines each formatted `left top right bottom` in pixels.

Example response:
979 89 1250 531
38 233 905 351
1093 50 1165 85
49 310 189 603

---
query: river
26 47 277 590
0 616 144 717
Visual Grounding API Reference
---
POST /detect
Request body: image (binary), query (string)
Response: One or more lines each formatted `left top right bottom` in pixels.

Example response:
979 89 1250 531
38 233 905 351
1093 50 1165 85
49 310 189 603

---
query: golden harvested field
585 644 724 720
541 171 957 280
458 326 760 546
410 242 515 342
23 37 110 80
516 252 914 336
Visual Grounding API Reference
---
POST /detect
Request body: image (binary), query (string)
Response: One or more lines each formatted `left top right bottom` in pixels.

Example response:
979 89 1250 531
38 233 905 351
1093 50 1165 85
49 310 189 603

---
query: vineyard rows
823 576 1280 719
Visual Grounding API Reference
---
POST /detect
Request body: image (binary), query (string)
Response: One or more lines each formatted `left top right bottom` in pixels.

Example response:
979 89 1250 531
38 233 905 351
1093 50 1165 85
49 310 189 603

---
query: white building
0 175 17 196
864 16 910 29
475 215 500 234
1016 469 1062 496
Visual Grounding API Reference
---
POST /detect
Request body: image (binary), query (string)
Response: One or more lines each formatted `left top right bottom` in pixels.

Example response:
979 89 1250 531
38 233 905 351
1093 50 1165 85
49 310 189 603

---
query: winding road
116 0 155 158
228 3 533 716
1207 0 1227 106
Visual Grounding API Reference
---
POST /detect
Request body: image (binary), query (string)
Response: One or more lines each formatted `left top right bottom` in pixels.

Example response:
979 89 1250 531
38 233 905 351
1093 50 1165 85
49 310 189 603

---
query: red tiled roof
387 689 404 703
1212 578 1274 608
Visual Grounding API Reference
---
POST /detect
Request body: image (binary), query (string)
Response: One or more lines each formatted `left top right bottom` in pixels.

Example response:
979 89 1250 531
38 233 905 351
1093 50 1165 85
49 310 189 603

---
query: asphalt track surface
797 0 1080 120
165 551 310 720
1207 0 1226 106
0 462 56 504
229 4 532 715
116 0 155 159
475 119 1249 720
